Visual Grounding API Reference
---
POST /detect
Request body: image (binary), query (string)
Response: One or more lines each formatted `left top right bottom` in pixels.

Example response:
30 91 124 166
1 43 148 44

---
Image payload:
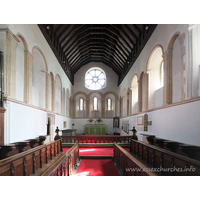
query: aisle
75 158 119 176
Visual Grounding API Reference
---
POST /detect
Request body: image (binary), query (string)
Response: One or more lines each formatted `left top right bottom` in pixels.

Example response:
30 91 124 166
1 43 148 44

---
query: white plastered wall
119 24 200 146
2 24 72 144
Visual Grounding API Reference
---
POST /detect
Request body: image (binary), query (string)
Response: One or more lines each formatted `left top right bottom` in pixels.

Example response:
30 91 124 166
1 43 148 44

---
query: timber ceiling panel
38 24 157 85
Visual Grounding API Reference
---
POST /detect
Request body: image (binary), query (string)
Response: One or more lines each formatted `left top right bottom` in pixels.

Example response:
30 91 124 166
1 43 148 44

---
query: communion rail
113 142 156 176
0 139 62 176
130 139 200 176
61 135 131 144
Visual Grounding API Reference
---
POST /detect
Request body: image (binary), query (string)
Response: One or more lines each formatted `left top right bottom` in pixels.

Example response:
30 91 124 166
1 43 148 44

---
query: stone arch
16 33 29 51
32 46 48 72
167 32 182 104
32 46 48 109
104 92 116 118
73 91 88 100
74 91 87 118
147 45 164 108
87 90 103 99
16 33 32 104
146 45 164 71
102 91 118 100
89 92 102 118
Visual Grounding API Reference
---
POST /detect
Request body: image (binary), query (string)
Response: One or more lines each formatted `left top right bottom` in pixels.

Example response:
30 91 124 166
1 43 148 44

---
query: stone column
163 49 172 105
45 73 50 110
60 88 63 115
127 91 129 116
179 32 186 101
186 26 194 99
52 80 56 112
138 78 142 112
120 97 124 117
129 89 132 115
101 98 105 118
86 98 90 118
115 99 118 117
69 96 71 117
24 50 33 104
162 51 168 105
143 73 149 111
5 31 20 99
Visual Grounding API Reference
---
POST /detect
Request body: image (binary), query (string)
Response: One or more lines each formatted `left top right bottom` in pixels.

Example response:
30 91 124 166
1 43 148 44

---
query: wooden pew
0 136 47 160
113 142 156 176
130 139 200 176
33 142 79 176
0 139 62 176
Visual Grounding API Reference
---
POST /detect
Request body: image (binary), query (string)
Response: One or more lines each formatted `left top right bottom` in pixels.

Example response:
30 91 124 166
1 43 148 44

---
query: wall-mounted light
46 26 50 30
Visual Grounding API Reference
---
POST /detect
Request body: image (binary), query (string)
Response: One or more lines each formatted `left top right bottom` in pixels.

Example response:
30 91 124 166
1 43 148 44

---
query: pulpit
85 124 106 135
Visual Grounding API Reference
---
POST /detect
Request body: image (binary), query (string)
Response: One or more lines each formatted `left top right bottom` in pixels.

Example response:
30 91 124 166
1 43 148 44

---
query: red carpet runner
76 158 119 176
62 147 130 176
63 147 130 156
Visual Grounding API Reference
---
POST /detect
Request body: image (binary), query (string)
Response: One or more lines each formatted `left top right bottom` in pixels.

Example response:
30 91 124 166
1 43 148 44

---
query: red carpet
63 147 130 155
75 158 119 176
63 148 71 152
79 147 129 156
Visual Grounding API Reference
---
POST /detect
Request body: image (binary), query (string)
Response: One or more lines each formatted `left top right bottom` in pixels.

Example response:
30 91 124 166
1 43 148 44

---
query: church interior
1 23 200 182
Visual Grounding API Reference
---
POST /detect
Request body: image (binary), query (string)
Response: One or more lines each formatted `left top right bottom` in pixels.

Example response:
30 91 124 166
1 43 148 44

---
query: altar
85 124 106 135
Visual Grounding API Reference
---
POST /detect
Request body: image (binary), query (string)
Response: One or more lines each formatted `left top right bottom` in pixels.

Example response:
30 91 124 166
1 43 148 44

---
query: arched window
94 97 98 110
85 67 106 90
79 98 84 110
108 98 112 110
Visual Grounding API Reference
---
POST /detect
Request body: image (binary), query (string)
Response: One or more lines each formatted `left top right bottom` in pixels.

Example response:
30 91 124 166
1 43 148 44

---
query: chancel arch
147 45 164 109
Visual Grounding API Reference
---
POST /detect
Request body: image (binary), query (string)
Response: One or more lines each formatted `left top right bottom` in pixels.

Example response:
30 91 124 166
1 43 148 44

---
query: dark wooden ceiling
38 24 157 85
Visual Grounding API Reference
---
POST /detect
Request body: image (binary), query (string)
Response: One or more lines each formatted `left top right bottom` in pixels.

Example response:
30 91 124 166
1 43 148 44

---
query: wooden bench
0 139 62 176
113 142 156 176
130 139 200 176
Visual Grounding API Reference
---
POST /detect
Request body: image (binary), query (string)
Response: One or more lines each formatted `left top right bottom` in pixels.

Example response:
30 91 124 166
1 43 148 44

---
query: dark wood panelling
0 139 62 176
0 108 6 145
113 142 156 176
130 139 200 176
